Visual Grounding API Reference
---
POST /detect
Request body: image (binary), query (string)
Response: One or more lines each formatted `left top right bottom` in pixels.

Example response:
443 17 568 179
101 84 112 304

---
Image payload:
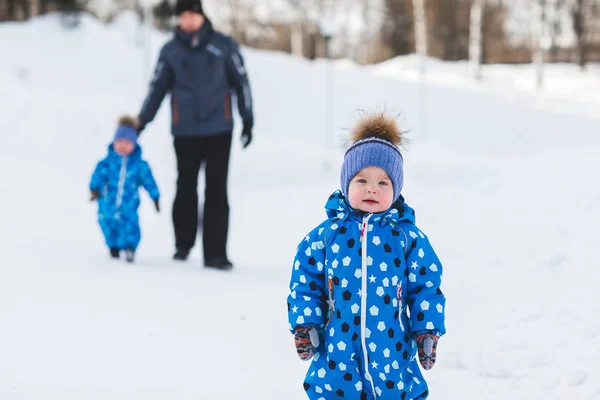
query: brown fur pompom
350 112 405 146
118 115 138 129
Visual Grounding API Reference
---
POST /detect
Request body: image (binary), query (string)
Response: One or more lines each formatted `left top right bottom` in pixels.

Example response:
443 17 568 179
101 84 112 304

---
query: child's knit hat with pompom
340 112 406 202
113 115 139 145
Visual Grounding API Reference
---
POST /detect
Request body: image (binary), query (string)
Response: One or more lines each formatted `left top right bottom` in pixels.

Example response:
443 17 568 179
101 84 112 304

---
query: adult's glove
136 117 145 136
90 189 100 201
294 326 320 361
416 332 438 370
241 118 253 149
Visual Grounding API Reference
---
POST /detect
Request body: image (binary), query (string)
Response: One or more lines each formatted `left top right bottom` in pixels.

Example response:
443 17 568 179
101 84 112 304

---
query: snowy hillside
1 12 599 399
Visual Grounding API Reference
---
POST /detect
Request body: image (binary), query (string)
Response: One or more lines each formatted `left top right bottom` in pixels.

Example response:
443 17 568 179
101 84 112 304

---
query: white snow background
1 12 599 400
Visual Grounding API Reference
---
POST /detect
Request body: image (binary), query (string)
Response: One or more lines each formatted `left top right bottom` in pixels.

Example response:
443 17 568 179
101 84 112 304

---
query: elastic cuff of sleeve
413 329 441 337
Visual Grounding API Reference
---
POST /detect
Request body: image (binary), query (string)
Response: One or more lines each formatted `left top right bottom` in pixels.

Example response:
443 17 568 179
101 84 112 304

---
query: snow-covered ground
1 12 599 399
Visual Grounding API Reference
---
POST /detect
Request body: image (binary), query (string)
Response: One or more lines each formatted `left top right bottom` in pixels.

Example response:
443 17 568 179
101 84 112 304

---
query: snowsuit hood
324 190 415 226
106 142 142 159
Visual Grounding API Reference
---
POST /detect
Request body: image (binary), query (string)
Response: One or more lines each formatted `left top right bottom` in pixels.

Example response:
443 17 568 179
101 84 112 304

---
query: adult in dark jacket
137 0 254 269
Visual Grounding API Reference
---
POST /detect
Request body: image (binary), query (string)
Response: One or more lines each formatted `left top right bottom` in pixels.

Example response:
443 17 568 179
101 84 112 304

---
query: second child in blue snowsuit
89 116 160 262
288 113 446 400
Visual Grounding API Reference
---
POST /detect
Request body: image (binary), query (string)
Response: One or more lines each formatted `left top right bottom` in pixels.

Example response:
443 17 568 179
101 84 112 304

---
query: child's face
347 167 394 213
113 139 134 156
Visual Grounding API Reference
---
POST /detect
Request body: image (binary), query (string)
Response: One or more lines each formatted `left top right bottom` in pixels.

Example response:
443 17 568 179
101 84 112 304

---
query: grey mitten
416 332 438 370
294 326 320 361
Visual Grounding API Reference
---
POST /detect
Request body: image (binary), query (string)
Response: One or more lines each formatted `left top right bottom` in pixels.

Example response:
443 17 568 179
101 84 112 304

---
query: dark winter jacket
288 190 446 399
138 20 253 137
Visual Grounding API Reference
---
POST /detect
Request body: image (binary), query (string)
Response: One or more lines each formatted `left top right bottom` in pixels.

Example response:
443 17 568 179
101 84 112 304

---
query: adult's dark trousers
173 133 232 261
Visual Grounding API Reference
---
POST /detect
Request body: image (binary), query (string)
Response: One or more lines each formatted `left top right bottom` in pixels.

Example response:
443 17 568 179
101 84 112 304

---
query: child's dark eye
357 179 367 184
379 181 389 186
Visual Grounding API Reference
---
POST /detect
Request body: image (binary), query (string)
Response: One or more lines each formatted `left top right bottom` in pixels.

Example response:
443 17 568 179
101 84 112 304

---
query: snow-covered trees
2 0 600 69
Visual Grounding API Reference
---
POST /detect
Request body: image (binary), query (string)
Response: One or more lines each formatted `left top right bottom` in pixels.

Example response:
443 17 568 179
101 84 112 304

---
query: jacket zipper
360 213 377 398
115 156 127 212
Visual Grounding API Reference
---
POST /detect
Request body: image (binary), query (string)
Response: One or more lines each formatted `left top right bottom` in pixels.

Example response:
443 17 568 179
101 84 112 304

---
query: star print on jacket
287 190 446 400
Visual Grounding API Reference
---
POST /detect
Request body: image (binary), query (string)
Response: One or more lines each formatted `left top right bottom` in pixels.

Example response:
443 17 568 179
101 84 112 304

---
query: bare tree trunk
534 0 547 89
361 0 378 62
441 0 460 60
469 0 484 80
413 0 429 139
413 0 428 74
287 0 311 58
228 0 243 42
0 0 7 21
39 0 48 14
7 0 15 20
547 0 564 62
22 0 31 19
571 0 586 68
291 23 303 57
382 0 412 57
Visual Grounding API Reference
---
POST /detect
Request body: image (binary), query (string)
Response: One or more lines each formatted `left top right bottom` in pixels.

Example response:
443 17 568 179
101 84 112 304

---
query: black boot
110 248 120 259
124 249 135 263
204 256 233 270
173 249 190 261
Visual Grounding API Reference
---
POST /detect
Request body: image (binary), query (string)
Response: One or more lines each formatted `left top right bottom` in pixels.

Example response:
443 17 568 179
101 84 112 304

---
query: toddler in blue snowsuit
89 116 160 262
288 113 446 400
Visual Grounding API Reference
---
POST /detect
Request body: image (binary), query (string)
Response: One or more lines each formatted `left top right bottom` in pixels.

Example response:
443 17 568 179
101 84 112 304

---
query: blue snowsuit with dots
288 191 446 400
89 144 160 251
